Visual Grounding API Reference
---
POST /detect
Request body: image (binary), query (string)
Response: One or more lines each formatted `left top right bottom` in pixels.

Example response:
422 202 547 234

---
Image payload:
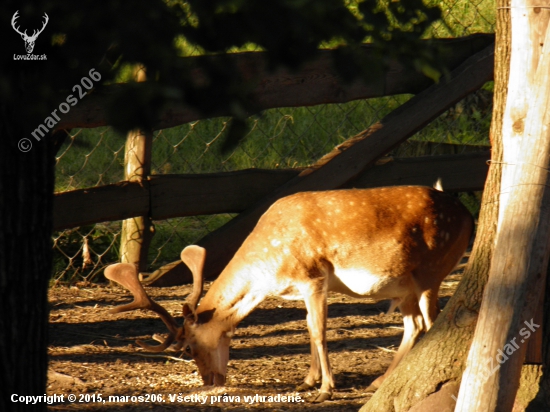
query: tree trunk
119 127 154 271
120 66 154 271
359 2 511 411
0 106 55 411
455 4 550 411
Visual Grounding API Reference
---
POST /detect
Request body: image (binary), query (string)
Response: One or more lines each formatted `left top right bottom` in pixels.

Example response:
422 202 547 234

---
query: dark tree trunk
0 101 55 410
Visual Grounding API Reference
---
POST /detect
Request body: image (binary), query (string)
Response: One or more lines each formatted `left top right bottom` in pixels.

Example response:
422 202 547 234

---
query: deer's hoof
295 382 315 392
312 392 332 403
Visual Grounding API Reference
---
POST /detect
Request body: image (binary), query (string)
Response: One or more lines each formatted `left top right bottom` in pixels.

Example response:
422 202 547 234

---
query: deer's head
11 11 49 54
181 300 232 386
105 245 231 387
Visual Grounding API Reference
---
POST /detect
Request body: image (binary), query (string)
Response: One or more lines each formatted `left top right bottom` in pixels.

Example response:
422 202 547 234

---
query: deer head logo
11 11 49 54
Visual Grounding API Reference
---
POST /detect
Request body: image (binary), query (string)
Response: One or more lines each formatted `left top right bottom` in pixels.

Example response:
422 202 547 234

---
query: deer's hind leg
366 293 424 392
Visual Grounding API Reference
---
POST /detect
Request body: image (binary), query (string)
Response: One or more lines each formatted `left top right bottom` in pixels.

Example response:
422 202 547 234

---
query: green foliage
2 0 449 151
172 0 444 150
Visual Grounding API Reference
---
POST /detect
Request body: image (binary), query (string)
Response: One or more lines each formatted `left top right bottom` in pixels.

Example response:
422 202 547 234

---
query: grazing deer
105 186 473 402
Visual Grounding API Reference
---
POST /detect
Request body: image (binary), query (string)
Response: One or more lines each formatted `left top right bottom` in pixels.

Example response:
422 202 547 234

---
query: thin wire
497 6 550 9
486 159 550 172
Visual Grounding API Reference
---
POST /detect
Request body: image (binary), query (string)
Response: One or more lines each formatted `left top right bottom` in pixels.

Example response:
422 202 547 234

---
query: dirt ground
47 270 463 412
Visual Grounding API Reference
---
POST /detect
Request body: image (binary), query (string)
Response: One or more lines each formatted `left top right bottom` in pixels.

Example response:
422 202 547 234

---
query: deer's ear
182 303 196 323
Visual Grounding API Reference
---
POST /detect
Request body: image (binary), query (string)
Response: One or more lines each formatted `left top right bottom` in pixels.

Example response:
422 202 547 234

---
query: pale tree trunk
359 2 511 411
498 1 550 216
455 3 550 411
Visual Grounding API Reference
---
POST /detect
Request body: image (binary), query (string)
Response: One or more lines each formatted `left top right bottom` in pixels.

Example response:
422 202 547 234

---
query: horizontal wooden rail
346 150 490 192
53 169 298 230
149 169 300 220
57 34 494 130
53 150 489 231
53 182 149 230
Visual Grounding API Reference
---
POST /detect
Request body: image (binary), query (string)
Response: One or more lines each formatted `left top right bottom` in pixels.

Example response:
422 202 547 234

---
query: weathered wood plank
58 35 494 130
148 43 495 285
52 169 299 231
346 151 490 192
53 182 149 231
149 169 300 220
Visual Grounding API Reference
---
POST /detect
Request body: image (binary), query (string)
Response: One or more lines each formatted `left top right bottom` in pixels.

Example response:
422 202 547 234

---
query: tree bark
0 108 55 410
455 5 550 411
359 2 511 411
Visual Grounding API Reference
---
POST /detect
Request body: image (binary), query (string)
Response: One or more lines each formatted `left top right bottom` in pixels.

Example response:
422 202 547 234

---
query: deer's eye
185 345 192 355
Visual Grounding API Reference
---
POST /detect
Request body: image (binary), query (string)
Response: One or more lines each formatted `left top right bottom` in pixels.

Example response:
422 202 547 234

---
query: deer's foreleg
296 337 321 392
301 277 333 403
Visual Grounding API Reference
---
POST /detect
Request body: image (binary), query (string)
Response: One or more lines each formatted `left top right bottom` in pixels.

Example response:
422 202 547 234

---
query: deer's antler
104 263 181 352
180 245 205 311
105 246 206 352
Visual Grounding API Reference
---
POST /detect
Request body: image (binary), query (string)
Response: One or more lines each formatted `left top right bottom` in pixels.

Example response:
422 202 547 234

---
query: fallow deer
105 186 473 402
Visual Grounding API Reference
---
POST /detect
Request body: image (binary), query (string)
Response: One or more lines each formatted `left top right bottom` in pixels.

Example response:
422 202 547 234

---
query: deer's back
228 186 473 298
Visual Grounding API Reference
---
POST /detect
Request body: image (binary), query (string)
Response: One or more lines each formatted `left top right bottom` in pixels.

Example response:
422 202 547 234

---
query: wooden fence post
120 66 154 271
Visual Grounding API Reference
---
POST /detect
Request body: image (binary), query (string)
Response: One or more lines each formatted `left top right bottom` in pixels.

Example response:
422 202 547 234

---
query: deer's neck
197 263 268 328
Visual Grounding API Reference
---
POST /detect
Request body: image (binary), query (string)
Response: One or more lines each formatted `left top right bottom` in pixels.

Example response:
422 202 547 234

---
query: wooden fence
54 34 494 283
